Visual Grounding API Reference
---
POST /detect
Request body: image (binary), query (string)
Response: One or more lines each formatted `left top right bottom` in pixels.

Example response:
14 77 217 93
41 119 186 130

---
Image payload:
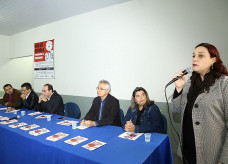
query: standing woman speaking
172 43 228 164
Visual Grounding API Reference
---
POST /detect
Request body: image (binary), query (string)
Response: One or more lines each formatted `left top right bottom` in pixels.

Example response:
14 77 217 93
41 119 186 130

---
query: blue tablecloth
0 105 173 164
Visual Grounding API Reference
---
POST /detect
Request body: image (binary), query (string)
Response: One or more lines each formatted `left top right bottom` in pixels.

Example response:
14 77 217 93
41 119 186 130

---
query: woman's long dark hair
190 43 228 92
129 87 154 110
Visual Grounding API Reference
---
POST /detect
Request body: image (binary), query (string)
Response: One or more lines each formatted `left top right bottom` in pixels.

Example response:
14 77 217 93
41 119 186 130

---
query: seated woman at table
123 87 164 133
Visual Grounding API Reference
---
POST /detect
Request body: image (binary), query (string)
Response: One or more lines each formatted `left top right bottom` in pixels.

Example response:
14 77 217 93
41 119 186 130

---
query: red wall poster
34 40 54 79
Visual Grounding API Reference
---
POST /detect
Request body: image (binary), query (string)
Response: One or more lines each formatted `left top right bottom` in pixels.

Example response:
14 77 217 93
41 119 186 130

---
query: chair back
161 114 167 134
119 108 124 126
64 102 81 119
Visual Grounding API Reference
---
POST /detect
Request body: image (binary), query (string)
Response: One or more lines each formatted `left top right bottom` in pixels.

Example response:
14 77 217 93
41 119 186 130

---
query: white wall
0 35 9 90
0 35 33 90
0 35 9 65
8 0 228 101
0 46 33 91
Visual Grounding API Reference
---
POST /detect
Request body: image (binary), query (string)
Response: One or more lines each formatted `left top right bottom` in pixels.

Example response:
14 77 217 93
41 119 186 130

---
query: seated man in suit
13 82 39 110
35 84 64 116
80 80 121 127
1 84 21 107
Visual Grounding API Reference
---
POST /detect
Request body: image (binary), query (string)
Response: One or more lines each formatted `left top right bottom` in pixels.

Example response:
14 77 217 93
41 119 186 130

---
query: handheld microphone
165 67 192 87
9 115 20 120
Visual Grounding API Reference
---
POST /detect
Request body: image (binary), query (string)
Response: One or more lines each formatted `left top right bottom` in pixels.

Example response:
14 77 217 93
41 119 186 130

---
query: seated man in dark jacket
14 82 39 110
80 80 121 127
1 84 21 107
35 84 64 116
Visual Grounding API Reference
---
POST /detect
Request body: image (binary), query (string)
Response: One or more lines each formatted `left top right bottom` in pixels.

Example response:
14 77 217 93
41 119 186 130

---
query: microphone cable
164 86 189 164
164 86 180 140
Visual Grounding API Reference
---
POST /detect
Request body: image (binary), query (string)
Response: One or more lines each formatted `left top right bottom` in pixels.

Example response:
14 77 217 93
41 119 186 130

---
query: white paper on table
5 109 20 113
56 120 73 126
29 128 50 136
82 140 107 151
35 115 52 119
8 122 27 128
64 136 88 146
118 132 143 140
76 125 88 130
46 132 69 142
0 116 9 121
28 112 42 116
20 124 40 131
0 119 18 125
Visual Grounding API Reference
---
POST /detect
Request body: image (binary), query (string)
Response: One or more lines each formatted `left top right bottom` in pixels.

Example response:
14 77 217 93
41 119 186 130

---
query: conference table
0 105 173 164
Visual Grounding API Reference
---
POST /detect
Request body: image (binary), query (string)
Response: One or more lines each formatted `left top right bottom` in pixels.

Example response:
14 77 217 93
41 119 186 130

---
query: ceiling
0 0 131 36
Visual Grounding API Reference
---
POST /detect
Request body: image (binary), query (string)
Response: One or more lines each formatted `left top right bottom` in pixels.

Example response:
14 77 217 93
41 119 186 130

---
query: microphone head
182 67 192 75
9 115 20 120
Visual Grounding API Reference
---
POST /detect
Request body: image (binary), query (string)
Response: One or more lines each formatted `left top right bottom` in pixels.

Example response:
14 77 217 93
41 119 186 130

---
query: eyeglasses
96 87 106 91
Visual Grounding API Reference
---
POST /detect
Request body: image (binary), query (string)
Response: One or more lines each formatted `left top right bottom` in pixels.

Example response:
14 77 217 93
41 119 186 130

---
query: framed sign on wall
34 39 55 79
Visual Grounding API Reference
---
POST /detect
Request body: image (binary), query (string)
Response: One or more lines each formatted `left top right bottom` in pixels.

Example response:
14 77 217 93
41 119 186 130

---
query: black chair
64 102 81 119
161 114 167 134
119 108 124 126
